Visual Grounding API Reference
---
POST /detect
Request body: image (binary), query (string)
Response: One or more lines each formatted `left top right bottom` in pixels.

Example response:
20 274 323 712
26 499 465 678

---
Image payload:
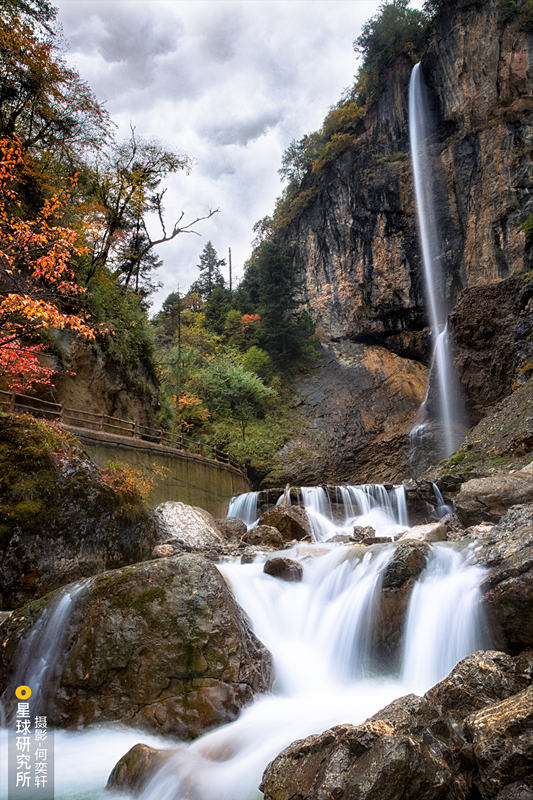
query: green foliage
354 0 427 104
242 346 274 382
499 0 533 27
191 355 275 440
204 287 232 335
522 213 533 242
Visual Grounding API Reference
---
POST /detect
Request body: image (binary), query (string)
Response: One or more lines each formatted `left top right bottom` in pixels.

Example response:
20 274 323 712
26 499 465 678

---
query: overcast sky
54 0 412 311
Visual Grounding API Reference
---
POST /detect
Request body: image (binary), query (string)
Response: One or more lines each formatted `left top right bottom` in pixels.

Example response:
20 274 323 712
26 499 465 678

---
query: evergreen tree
190 241 226 300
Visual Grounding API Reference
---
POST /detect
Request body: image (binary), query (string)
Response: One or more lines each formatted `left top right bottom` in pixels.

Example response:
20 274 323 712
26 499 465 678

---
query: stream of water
408 62 465 464
0 487 489 800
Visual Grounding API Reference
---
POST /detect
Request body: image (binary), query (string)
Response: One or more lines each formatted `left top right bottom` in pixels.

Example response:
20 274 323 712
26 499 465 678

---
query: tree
193 356 275 441
0 14 109 162
354 0 427 102
189 241 226 300
83 131 218 285
0 136 96 390
204 286 232 335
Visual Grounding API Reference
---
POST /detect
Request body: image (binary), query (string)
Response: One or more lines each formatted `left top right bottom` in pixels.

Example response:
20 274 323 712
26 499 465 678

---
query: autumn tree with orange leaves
0 136 97 390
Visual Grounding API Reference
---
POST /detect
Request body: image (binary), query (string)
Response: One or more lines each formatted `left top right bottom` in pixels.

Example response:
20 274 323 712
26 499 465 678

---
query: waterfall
2 579 89 721
401 545 489 692
432 482 452 518
409 62 464 464
138 542 487 800
227 491 259 526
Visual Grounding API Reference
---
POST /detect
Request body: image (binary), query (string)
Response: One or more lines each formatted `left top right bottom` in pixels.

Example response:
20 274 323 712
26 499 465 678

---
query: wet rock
258 507 311 542
382 541 430 589
151 543 175 558
264 558 303 582
454 473 533 527
397 522 447 543
464 686 533 800
329 534 357 544
353 525 376 542
0 556 273 738
424 650 532 726
475 504 533 653
261 720 458 800
363 536 392 545
214 517 247 542
245 525 285 549
106 743 174 795
448 523 494 542
153 502 225 552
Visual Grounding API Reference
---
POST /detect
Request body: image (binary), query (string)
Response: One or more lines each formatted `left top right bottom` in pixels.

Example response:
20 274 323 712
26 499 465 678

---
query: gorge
1 0 532 799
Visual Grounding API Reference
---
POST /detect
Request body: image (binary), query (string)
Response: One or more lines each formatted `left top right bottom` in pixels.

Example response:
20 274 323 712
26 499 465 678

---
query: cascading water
409 62 465 466
0 536 489 800
2 579 90 721
137 541 488 800
228 491 259 527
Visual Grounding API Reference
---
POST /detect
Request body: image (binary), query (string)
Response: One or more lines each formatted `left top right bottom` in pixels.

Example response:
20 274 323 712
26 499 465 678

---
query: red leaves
0 136 98 391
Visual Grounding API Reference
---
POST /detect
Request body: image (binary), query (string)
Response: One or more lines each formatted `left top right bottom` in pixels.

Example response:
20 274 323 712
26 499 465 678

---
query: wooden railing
0 390 243 471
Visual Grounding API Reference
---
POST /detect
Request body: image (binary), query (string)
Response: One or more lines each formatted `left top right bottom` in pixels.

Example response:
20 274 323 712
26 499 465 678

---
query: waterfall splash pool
0 489 489 800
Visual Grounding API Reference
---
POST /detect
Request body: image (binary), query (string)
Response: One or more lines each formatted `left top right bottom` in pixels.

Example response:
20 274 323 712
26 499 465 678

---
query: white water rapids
0 490 489 800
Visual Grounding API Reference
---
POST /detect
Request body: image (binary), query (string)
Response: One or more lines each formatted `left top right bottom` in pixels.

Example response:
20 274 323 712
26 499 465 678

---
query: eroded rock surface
454 473 533 526
0 556 273 738
258 506 312 542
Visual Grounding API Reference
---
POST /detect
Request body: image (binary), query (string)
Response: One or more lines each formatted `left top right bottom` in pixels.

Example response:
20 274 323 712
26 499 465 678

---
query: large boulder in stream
261 650 533 800
258 506 312 542
371 541 430 669
453 471 533 526
0 555 273 738
152 501 226 555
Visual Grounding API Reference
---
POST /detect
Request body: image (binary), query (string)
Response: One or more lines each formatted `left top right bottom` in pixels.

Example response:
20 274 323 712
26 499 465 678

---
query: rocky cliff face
276 0 533 485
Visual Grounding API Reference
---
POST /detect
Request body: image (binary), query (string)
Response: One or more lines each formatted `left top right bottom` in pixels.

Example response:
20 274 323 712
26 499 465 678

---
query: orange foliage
173 391 210 431
0 136 97 390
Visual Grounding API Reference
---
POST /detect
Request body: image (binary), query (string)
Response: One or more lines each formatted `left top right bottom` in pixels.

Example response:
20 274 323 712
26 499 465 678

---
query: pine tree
190 241 226 300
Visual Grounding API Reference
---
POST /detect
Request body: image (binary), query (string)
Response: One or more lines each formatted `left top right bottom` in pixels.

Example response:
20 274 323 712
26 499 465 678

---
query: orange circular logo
15 685 31 700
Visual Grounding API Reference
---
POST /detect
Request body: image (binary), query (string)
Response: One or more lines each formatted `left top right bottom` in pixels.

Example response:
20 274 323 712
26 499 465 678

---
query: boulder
0 556 273 738
464 686 533 800
424 650 532 725
264 558 303 582
396 522 447 543
353 525 376 542
152 502 225 553
454 473 533 527
245 525 285 549
372 542 429 668
151 543 175 558
261 650 533 800
106 744 174 795
214 517 247 542
261 720 459 800
329 534 357 543
475 504 533 653
382 542 430 589
258 506 312 542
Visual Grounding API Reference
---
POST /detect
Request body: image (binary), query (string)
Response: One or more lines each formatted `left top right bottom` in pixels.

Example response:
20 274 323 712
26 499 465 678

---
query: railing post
59 403 64 424
198 442 203 456
99 414 104 432
179 433 183 450
212 445 217 460
132 422 137 439
9 391 15 413
158 429 163 443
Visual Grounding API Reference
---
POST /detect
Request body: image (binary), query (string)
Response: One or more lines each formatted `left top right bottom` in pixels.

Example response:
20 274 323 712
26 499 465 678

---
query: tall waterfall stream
0 486 489 800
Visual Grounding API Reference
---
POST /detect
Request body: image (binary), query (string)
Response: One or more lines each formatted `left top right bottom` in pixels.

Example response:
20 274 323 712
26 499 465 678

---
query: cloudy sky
54 0 407 311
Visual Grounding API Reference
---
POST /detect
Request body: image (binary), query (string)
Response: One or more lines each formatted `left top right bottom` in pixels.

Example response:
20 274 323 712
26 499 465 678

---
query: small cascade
139 542 488 800
408 62 465 467
299 486 334 540
2 579 89 720
401 545 489 692
227 491 259 527
432 482 451 518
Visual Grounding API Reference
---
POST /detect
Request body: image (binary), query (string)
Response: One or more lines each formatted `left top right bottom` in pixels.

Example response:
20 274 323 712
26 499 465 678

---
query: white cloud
55 0 386 309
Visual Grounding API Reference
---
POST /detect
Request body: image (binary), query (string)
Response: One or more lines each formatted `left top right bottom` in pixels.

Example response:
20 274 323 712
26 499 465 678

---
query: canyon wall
270 0 533 487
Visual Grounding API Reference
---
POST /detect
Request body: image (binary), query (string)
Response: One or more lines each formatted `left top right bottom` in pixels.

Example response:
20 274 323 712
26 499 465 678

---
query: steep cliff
273 0 533 485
